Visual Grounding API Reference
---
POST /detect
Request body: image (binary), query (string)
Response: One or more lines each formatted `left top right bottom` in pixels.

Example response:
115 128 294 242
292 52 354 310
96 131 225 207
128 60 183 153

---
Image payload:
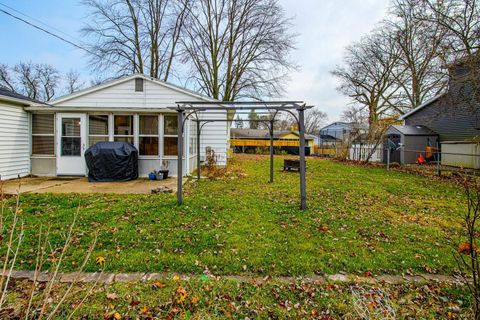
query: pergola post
298 108 307 210
177 110 184 205
269 120 274 183
196 120 201 181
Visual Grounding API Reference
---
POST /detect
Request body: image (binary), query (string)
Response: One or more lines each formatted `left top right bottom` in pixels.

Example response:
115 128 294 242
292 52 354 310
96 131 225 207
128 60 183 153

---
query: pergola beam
175 100 305 106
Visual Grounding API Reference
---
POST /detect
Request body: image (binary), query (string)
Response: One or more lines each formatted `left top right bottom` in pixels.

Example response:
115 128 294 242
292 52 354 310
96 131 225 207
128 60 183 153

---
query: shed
384 125 439 164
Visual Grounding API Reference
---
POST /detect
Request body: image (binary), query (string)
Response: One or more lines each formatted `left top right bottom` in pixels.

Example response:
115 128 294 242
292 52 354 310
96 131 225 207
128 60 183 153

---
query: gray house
391 56 480 168
319 122 358 142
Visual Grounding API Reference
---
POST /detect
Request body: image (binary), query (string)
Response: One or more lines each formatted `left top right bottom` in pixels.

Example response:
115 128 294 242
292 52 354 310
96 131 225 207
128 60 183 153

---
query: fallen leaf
130 298 140 306
96 256 106 265
458 242 472 255
191 296 200 305
152 281 166 289
106 293 118 300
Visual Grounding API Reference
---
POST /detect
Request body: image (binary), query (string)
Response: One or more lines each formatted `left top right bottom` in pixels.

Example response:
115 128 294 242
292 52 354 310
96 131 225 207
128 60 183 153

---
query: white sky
0 0 390 122
277 0 390 121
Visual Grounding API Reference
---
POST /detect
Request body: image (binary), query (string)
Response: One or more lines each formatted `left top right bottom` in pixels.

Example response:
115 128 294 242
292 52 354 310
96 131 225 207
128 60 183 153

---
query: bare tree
13 62 40 100
303 108 328 134
0 62 60 102
388 0 449 108
341 105 369 127
455 178 480 320
65 70 85 94
181 0 296 101
36 64 60 101
422 0 480 61
261 108 327 133
0 64 16 92
82 0 190 80
411 1 480 130
332 29 405 131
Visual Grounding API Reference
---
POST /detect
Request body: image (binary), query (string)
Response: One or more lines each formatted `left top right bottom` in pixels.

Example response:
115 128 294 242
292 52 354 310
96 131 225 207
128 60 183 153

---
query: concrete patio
1 176 178 195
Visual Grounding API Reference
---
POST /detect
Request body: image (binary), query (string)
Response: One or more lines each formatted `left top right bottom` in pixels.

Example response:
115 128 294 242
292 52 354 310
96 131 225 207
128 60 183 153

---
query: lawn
1 154 466 276
3 277 470 319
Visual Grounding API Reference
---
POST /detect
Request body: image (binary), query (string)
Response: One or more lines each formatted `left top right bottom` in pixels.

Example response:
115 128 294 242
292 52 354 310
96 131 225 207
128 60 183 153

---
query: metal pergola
169 101 313 210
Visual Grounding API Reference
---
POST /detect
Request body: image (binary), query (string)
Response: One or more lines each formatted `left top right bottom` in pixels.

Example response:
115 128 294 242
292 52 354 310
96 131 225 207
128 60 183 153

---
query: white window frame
87 114 109 147
113 114 135 144
138 114 160 158
163 113 180 158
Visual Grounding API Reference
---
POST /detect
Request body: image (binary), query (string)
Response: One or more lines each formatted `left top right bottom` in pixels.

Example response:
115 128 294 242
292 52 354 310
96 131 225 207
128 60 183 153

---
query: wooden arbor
169 101 313 210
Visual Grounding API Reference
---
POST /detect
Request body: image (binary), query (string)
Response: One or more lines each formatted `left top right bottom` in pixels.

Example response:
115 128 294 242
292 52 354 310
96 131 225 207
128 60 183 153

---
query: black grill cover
85 142 138 182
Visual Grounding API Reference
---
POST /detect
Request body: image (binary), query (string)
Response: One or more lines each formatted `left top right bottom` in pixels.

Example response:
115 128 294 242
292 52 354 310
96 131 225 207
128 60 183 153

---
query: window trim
31 113 55 157
138 114 160 157
88 114 109 147
163 114 179 157
113 114 134 144
135 78 144 92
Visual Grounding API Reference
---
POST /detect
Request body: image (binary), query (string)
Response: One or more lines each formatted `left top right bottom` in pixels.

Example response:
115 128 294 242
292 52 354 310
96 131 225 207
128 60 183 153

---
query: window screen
32 114 55 155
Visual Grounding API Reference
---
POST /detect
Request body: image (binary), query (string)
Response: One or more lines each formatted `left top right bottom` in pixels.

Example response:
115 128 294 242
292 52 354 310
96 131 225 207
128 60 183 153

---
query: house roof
390 125 438 136
231 128 315 140
319 134 341 141
0 86 44 105
399 94 444 120
319 121 356 131
51 73 219 105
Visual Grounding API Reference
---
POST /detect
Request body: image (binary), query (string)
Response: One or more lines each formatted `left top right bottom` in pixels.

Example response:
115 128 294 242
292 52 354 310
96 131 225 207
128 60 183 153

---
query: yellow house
230 129 316 154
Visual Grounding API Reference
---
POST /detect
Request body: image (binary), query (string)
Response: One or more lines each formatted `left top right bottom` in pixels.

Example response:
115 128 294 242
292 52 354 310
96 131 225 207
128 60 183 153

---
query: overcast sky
0 0 390 122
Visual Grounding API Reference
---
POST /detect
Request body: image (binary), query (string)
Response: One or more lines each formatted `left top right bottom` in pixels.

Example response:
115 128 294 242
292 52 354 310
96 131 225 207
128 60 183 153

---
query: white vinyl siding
54 78 203 109
199 116 228 165
0 103 30 180
54 77 228 167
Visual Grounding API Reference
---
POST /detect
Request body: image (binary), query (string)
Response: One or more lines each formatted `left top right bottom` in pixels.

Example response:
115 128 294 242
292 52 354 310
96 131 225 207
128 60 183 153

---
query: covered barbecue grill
85 142 138 182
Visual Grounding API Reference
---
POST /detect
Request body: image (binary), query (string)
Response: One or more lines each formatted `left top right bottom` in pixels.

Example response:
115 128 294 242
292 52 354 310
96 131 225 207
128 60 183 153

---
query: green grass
1 155 466 276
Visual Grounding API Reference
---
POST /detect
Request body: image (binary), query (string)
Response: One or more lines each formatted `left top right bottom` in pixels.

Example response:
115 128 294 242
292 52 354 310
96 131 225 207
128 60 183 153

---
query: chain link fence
313 143 480 176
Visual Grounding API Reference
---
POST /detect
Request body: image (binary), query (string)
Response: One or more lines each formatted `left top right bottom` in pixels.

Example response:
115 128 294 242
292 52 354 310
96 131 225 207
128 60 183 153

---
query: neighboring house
318 121 367 142
0 74 229 180
318 122 357 143
230 128 315 155
317 121 369 158
395 57 480 168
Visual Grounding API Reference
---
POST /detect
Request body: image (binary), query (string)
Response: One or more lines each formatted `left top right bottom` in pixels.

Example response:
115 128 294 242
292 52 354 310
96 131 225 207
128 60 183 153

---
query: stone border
4 270 463 285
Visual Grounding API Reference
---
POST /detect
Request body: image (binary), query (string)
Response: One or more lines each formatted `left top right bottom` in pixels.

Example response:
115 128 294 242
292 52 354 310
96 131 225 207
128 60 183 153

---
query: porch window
88 115 109 147
114 115 134 144
139 115 159 156
31 114 55 155
164 115 178 156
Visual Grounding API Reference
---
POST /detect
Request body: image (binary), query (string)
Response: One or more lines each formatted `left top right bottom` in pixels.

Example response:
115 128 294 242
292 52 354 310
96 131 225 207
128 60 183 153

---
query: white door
56 113 87 176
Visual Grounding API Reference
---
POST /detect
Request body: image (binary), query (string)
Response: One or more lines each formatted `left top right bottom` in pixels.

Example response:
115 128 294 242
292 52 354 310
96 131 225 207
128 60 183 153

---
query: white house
0 74 229 180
